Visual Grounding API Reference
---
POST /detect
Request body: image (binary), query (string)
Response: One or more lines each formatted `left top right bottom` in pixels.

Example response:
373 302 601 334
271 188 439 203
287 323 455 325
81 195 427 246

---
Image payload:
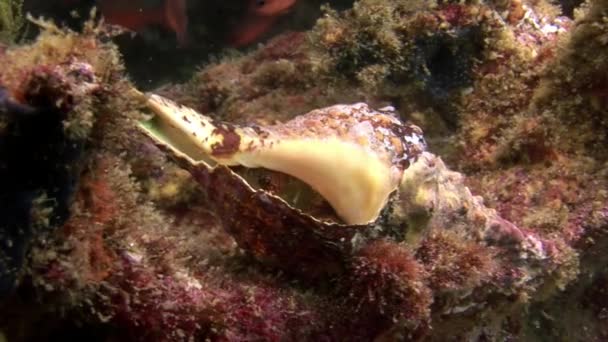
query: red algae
349 240 432 328
416 231 497 293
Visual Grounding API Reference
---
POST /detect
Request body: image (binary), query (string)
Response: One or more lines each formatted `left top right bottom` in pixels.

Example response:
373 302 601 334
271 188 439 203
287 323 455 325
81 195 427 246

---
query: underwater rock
2 0 608 340
159 0 572 142
139 93 577 317
0 60 100 296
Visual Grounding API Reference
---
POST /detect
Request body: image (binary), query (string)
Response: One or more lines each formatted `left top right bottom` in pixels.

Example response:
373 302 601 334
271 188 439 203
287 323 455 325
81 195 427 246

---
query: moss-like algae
0 0 24 44
0 14 130 140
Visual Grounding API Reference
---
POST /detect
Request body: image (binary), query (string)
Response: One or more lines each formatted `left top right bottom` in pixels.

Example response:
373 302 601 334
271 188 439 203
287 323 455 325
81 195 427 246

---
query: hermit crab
137 93 565 283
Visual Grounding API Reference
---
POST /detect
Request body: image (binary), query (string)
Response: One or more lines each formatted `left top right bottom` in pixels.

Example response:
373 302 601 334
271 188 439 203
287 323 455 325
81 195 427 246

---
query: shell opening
235 167 343 223
140 115 217 167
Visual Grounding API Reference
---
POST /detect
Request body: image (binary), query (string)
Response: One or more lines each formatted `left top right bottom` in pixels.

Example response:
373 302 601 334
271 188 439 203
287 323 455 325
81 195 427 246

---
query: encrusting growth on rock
1 0 607 340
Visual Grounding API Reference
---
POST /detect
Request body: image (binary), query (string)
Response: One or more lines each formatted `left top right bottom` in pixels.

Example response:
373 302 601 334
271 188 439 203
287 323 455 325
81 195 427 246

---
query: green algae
0 0 24 44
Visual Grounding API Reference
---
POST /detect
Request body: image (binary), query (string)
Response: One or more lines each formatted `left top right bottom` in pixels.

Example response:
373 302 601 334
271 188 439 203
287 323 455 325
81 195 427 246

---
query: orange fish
97 0 188 46
229 0 297 47
248 0 296 16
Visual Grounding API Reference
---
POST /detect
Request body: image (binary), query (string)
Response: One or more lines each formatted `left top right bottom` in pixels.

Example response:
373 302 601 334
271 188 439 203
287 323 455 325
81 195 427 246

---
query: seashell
138 93 426 277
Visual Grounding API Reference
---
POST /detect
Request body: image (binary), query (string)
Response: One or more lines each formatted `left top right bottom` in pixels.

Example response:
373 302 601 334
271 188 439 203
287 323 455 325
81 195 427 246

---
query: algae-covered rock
0 0 607 340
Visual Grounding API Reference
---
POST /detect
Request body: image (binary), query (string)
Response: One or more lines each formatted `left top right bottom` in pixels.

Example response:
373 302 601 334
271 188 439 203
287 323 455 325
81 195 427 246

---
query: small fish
97 0 188 46
229 0 297 47
249 0 296 16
